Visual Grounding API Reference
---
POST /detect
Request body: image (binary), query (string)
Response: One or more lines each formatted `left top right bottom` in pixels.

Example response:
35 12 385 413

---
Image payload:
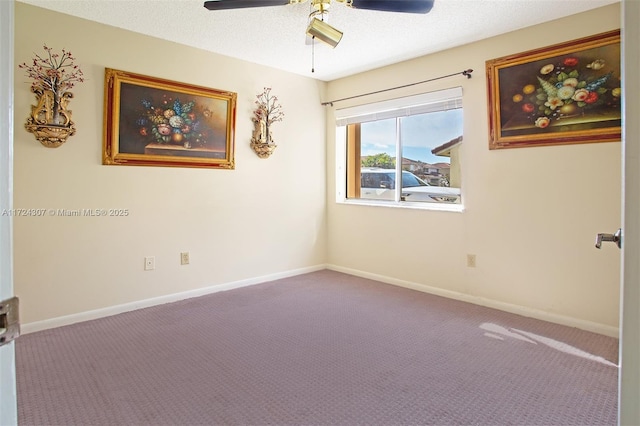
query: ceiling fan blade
350 0 434 14
204 0 289 11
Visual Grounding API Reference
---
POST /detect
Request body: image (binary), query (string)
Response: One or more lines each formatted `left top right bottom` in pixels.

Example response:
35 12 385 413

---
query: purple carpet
16 270 618 425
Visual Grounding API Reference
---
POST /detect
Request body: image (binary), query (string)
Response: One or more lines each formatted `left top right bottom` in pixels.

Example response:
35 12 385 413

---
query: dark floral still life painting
103 68 236 169
487 30 620 149
118 83 230 158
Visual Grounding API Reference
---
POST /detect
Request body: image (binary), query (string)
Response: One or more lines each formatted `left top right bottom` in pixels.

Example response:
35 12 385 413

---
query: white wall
14 3 327 325
326 4 622 335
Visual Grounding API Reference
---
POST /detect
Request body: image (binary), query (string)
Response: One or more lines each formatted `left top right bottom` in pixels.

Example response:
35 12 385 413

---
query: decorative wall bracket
250 140 277 158
19 45 84 148
250 87 284 159
25 88 76 148
250 117 276 158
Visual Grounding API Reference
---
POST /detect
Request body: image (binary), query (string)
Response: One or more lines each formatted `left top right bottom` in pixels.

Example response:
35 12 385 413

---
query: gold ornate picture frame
486 30 621 150
103 68 236 168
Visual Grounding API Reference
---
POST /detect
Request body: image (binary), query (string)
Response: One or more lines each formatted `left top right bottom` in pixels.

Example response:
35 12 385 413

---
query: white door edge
619 0 640 424
0 1 17 425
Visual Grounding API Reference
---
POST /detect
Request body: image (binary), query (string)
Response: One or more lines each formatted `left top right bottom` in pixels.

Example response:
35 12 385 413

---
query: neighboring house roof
401 158 424 167
363 156 450 171
432 136 463 157
432 163 451 169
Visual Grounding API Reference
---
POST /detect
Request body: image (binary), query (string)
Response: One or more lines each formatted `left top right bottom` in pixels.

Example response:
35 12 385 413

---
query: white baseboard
22 264 327 334
327 264 620 338
23 263 619 339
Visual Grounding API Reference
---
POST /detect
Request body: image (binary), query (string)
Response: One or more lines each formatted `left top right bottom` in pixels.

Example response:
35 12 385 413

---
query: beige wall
450 148 460 189
14 3 327 324
326 4 622 335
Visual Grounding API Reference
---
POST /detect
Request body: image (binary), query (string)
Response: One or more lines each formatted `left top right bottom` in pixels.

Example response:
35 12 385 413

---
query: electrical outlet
144 256 155 271
467 254 476 268
180 252 190 265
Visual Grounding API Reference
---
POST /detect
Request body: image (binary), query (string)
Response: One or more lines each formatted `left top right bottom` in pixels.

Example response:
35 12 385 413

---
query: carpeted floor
16 270 618 425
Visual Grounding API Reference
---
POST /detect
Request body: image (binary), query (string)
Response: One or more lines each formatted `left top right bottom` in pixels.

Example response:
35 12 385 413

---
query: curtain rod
321 68 473 107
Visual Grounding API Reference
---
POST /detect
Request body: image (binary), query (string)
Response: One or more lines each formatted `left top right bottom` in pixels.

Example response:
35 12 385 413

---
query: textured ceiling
18 0 618 81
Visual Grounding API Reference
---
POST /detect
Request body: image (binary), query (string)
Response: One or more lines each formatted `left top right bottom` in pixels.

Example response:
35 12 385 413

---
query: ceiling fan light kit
306 18 343 48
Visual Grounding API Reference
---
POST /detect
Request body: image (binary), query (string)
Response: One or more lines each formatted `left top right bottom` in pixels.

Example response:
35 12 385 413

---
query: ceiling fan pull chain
311 36 315 73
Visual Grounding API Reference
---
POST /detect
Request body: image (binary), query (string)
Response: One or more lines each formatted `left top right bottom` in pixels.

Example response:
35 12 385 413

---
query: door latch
0 296 20 346
595 228 622 249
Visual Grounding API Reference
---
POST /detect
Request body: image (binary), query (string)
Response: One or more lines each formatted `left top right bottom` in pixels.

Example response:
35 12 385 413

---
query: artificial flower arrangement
252 87 284 144
19 45 85 102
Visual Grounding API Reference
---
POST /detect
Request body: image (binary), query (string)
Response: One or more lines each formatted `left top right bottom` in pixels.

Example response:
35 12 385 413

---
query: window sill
337 198 464 213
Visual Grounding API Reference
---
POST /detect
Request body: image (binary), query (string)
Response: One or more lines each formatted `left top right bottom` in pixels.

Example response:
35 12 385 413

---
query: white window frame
335 87 464 212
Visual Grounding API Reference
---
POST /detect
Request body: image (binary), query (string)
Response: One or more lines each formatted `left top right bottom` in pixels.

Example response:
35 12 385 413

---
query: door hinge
0 296 20 346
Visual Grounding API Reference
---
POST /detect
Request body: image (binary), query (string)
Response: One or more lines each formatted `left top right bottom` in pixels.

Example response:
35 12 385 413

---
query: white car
360 167 460 203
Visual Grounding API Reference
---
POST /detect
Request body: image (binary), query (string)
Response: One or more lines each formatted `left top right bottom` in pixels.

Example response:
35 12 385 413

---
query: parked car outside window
360 167 460 203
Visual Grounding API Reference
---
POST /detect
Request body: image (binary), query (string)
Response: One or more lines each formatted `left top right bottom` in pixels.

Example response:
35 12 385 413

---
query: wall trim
23 263 619 338
22 264 326 334
327 264 620 338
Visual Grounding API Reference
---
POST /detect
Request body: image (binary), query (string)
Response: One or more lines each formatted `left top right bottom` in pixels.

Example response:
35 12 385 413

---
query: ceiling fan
203 0 435 48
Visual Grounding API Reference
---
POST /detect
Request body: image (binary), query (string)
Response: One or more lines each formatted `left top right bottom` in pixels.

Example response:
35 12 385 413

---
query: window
335 87 463 209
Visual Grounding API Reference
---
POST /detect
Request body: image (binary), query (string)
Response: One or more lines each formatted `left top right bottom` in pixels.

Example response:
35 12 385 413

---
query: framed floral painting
486 30 620 150
103 68 236 168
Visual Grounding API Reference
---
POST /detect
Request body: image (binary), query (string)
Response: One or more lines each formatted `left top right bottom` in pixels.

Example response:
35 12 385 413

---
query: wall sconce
250 87 284 159
306 17 343 48
19 45 84 148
